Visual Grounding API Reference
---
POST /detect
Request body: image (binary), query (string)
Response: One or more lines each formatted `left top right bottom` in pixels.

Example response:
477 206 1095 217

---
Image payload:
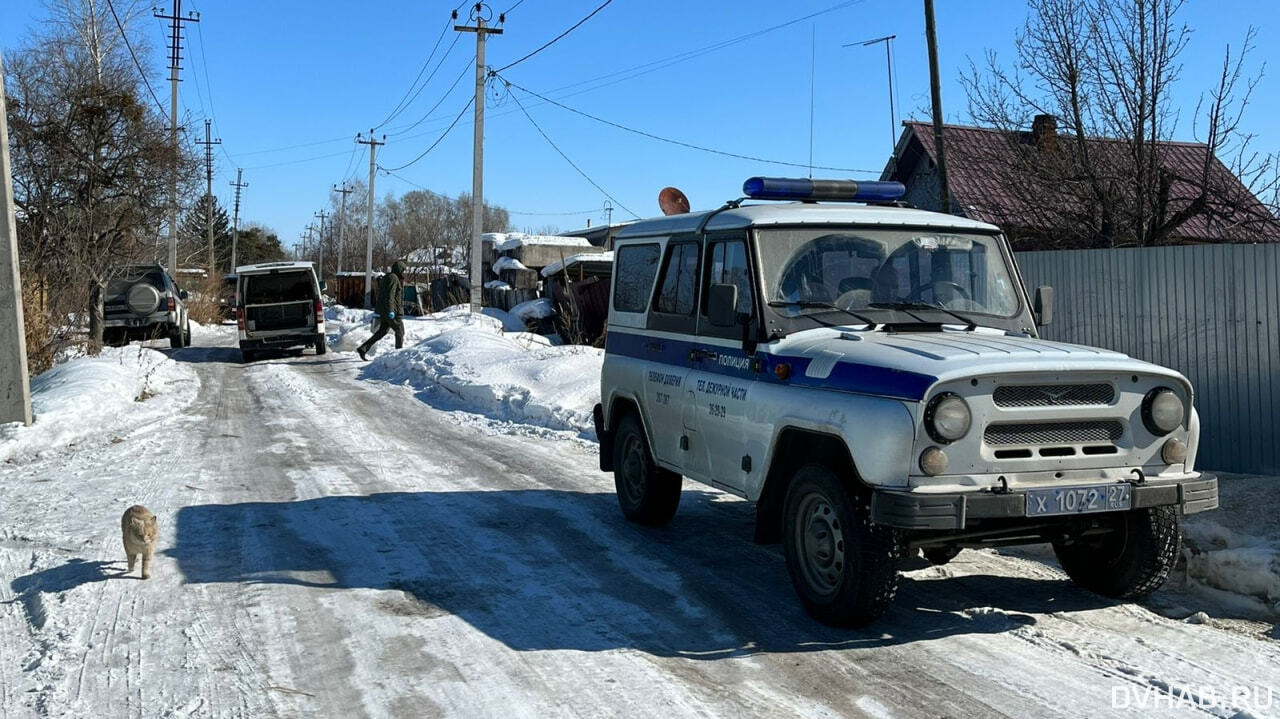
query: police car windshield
759 228 1021 319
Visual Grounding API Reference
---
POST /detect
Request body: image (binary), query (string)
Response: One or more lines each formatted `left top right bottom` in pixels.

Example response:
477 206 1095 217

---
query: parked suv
101 263 191 348
593 177 1218 626
236 261 326 362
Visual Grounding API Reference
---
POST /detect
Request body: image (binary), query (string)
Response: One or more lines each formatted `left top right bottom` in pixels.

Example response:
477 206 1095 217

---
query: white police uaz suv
593 177 1217 627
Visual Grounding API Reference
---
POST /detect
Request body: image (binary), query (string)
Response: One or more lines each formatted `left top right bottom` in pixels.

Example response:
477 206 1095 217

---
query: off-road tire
169 325 186 348
783 464 901 626
922 546 962 566
1052 505 1181 599
241 349 256 364
183 322 192 346
315 337 327 355
612 413 681 526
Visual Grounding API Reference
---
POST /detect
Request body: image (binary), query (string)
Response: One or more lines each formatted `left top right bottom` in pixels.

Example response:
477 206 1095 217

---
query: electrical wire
243 149 352 171
386 51 475 138
499 77 880 174
495 0 613 73
381 168 599 217
506 89 637 218
380 95 475 172
104 0 167 116
373 18 455 130
502 0 528 15
191 14 237 167
236 135 353 157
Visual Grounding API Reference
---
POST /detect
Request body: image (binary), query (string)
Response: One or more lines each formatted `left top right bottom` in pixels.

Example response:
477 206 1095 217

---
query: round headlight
926 393 971 443
1143 388 1185 435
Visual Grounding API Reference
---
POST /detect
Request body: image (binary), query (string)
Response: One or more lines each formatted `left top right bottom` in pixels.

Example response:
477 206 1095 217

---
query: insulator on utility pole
356 130 385 309
455 4 503 313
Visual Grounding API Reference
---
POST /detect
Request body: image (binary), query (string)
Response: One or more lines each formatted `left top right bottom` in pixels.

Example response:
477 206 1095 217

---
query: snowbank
541 251 614 278
511 298 556 320
329 306 602 437
493 256 530 273
0 345 199 463
1179 476 1280 617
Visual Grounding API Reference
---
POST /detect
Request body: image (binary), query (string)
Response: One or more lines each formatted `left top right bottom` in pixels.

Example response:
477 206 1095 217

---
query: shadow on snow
162 487 1115 658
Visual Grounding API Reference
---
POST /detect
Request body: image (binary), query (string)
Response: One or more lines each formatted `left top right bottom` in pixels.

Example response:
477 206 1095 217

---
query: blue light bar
742 176 906 203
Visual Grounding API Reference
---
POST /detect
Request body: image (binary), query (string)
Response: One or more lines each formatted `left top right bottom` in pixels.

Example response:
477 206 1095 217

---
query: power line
236 135 353 157
243 149 352 171
495 0 612 73
381 95 474 172
502 0 528 15
499 77 880 174
104 0 167 116
373 19 455 130
506 89 637 218
380 168 599 217
386 51 474 138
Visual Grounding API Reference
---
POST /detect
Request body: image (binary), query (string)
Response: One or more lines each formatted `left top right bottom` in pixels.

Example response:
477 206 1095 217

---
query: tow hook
1127 468 1146 486
993 476 1010 494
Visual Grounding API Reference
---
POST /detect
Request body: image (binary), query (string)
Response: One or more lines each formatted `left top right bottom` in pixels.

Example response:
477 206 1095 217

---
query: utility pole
847 34 898 175
455 4 503 313
154 1 199 273
333 184 353 275
356 130 384 308
314 210 328 278
229 169 248 271
196 118 221 275
0 49 32 425
923 0 952 214
304 224 316 265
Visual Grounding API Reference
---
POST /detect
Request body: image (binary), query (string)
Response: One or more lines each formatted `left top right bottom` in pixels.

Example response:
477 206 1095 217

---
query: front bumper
871 473 1218 530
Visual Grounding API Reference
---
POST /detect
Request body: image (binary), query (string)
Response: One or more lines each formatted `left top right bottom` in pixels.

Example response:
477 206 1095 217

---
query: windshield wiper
868 301 977 330
767 300 878 329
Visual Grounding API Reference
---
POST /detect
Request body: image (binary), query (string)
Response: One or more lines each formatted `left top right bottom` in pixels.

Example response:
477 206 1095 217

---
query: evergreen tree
179 193 232 272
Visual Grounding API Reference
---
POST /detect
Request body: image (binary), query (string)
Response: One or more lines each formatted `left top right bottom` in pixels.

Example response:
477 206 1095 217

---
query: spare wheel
127 283 161 316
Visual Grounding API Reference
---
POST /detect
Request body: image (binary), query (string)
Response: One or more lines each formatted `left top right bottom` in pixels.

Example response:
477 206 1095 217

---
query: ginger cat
121 505 158 579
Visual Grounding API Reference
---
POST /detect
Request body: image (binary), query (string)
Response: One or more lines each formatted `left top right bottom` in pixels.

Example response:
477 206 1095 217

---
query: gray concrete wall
1017 244 1280 473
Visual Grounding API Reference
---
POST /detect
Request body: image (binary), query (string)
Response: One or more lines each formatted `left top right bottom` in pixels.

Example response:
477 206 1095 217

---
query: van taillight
236 307 245 331
315 300 324 322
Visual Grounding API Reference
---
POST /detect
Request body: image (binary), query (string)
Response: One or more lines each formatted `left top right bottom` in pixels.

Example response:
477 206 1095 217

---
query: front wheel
782 464 901 626
1052 506 1181 599
612 414 681 526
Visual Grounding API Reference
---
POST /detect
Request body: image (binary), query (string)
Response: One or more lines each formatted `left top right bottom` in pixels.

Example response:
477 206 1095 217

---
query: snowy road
2 327 1278 718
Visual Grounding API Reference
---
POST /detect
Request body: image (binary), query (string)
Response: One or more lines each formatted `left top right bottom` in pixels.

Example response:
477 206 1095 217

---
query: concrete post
0 49 33 425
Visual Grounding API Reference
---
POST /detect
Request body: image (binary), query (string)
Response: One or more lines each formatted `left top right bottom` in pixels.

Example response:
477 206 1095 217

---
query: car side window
703 239 754 317
654 242 699 315
612 243 661 314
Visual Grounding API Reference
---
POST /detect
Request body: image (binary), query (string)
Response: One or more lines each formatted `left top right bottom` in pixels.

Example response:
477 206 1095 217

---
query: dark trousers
359 316 404 352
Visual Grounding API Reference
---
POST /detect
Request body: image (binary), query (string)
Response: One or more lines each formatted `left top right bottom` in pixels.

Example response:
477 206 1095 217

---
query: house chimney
1032 114 1059 152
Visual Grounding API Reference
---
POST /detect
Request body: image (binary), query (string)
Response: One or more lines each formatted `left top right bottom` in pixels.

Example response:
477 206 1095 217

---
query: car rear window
243 272 315 304
107 267 165 295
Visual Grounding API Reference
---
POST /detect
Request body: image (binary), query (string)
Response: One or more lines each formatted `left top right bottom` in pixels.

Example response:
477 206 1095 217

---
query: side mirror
319 280 328 292
178 290 189 300
1034 285 1054 326
707 283 739 327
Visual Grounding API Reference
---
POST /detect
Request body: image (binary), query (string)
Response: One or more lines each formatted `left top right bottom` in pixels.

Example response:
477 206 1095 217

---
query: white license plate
1026 484 1131 516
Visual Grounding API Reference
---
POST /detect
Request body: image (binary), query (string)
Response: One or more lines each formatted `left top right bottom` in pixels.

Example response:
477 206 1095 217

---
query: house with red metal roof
881 116 1279 250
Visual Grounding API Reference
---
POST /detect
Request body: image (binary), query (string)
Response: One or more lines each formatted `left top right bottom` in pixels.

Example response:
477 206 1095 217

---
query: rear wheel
241 349 256 363
183 322 192 346
169 325 186 348
612 413 681 526
315 336 327 355
782 464 901 626
1052 506 1181 599
922 546 962 566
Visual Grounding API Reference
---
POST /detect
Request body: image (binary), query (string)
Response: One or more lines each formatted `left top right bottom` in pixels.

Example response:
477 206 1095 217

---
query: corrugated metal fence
1017 244 1280 474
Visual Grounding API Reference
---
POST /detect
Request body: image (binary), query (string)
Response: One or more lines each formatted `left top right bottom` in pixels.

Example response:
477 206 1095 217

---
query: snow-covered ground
1 317 1277 718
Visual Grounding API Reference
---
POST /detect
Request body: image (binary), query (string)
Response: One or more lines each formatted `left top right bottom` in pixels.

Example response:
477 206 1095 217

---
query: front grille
993 383 1115 407
984 420 1123 446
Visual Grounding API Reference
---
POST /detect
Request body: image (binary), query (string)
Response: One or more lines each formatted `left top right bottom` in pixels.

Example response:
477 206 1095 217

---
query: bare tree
962 0 1278 248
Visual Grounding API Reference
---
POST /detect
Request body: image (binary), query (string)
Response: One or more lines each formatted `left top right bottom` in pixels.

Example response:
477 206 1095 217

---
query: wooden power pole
356 130 385 309
154 1 199 273
229 169 248 271
923 0 952 214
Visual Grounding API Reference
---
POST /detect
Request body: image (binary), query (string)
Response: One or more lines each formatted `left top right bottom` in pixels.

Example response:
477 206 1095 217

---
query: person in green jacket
357 260 406 360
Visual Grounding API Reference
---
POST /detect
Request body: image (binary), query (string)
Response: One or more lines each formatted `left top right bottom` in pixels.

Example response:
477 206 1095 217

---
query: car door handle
689 348 719 362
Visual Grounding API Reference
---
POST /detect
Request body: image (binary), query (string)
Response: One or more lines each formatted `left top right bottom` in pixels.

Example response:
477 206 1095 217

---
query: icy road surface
1 327 1277 718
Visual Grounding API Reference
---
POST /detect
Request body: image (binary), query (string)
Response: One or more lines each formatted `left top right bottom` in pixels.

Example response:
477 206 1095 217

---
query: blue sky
3 0 1277 250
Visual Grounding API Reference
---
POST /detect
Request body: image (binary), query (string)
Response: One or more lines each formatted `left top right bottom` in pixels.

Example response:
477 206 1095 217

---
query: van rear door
241 271 316 336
